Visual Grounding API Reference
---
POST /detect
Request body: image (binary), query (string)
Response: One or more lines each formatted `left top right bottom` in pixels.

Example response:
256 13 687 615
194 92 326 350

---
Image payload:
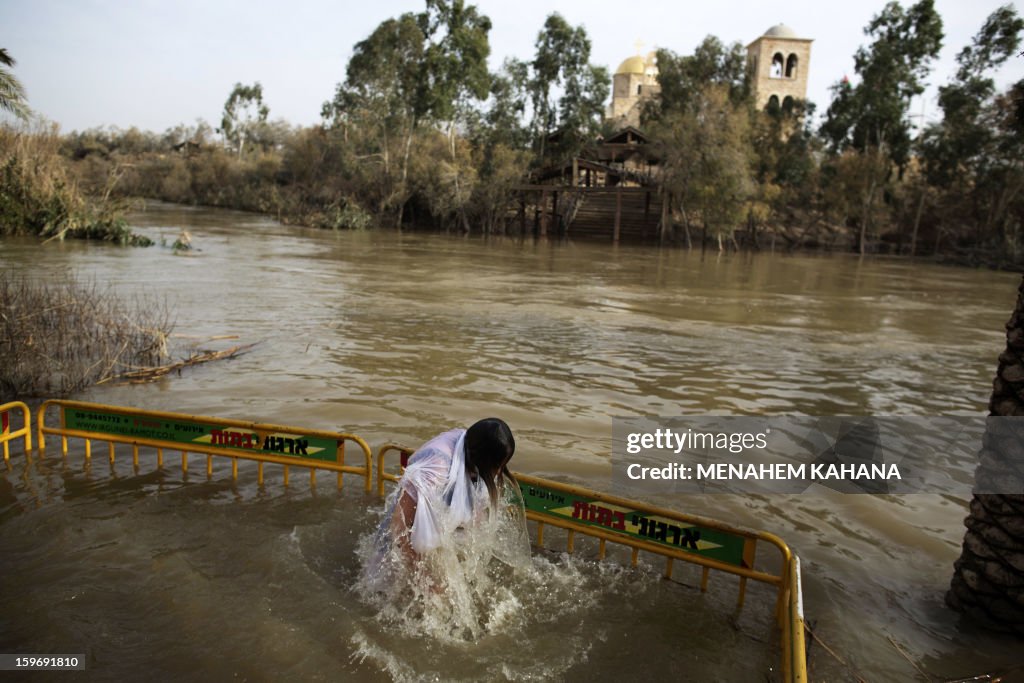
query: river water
1 201 1021 681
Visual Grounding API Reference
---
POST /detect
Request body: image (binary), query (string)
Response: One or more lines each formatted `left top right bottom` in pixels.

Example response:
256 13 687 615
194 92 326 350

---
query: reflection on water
1 201 1021 680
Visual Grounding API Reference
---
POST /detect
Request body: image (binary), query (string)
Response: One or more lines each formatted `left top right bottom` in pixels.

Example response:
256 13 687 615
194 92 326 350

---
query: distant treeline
8 1 1024 267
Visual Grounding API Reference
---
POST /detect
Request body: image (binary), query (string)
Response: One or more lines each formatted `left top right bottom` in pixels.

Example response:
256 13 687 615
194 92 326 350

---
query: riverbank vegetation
0 273 172 402
4 1 1024 267
0 124 152 245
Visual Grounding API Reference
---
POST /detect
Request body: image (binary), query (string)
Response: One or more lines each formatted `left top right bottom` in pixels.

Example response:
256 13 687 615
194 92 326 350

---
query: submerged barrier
34 400 373 490
1 401 33 463
378 443 808 683
4 401 806 681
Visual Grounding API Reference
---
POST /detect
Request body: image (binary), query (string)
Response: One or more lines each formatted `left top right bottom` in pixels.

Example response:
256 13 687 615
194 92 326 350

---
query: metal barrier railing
1 401 33 462
377 443 807 683
7 403 806 679
36 400 373 491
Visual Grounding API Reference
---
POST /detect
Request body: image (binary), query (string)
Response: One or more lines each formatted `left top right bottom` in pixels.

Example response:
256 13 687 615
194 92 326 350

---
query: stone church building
607 23 813 126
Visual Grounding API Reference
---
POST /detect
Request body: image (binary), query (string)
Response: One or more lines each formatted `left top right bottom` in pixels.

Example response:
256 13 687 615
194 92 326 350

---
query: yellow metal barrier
1 401 33 462
37 400 373 491
377 443 807 683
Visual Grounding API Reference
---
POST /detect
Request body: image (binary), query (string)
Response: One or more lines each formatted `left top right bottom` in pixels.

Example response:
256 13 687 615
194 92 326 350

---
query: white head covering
441 431 475 527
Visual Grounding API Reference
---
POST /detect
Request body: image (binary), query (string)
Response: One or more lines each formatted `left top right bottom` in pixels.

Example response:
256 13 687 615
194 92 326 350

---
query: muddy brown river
0 201 1020 681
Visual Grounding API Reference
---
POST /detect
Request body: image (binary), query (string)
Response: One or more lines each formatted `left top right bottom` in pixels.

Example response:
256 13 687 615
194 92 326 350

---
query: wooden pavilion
512 126 669 242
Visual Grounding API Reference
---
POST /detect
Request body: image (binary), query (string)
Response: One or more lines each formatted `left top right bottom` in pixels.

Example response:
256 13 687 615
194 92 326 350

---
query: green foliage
479 58 531 150
527 13 609 162
921 6 1022 186
649 86 754 247
643 37 749 121
418 0 492 122
0 124 150 245
821 0 943 167
25 1 1024 266
0 48 29 121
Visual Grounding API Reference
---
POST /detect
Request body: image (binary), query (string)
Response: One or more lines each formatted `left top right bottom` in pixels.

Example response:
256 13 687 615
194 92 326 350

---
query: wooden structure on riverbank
512 127 669 243
511 185 665 242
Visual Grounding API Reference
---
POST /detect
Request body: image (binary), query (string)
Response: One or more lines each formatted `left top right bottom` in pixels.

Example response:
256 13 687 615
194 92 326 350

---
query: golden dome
615 55 646 75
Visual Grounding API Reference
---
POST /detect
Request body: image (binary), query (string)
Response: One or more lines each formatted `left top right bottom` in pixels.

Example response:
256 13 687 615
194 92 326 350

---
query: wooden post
643 190 651 239
533 191 540 235
553 190 559 235
660 193 670 244
519 195 526 236
614 185 622 243
540 189 549 237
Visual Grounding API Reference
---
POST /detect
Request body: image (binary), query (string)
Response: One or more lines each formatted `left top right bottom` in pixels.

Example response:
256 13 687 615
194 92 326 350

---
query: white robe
363 428 530 590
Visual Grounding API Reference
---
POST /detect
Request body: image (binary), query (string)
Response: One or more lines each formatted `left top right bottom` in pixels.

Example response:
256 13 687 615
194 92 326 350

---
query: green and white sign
62 406 340 462
520 480 749 567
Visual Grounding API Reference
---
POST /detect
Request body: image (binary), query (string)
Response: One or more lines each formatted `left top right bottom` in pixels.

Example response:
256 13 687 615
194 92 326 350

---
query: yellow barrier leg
108 442 115 465
181 451 188 474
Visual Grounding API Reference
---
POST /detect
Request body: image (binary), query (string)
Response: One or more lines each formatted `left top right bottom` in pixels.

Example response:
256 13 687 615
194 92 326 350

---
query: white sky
2 0 1022 134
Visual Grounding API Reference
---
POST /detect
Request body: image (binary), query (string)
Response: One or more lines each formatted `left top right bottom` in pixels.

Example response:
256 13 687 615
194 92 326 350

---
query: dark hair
465 417 516 506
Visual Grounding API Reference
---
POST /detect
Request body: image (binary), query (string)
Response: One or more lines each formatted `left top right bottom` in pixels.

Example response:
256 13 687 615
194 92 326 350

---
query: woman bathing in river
362 418 530 594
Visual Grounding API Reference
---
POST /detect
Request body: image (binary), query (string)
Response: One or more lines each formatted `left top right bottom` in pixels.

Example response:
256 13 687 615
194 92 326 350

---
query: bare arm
391 489 419 564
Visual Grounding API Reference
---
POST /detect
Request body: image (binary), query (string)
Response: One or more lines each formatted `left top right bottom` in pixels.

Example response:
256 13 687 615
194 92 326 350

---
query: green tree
919 5 1024 254
323 13 426 223
417 0 491 125
0 48 29 120
323 1 493 229
749 99 819 247
417 0 493 230
219 82 269 158
820 0 943 253
649 86 754 250
528 14 608 162
643 37 748 122
480 58 531 150
641 37 754 250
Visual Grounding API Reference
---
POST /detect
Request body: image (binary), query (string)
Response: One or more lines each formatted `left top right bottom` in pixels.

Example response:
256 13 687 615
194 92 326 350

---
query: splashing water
355 480 534 642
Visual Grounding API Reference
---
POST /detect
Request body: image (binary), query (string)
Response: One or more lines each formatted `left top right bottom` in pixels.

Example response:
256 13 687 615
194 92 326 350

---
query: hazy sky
2 0 1023 134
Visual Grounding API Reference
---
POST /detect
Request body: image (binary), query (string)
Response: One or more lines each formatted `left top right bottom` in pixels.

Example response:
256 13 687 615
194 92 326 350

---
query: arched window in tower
771 53 784 78
782 96 794 113
786 54 798 78
767 95 780 112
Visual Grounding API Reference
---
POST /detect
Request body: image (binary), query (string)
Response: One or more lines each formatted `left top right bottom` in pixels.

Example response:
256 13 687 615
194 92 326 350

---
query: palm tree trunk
947 275 1024 634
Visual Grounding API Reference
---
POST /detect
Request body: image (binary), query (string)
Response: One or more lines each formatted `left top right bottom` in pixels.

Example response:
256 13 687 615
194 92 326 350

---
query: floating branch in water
99 343 259 385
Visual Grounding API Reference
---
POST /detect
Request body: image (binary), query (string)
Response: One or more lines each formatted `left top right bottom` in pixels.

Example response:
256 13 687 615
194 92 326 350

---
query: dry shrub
0 272 173 401
0 121 151 245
